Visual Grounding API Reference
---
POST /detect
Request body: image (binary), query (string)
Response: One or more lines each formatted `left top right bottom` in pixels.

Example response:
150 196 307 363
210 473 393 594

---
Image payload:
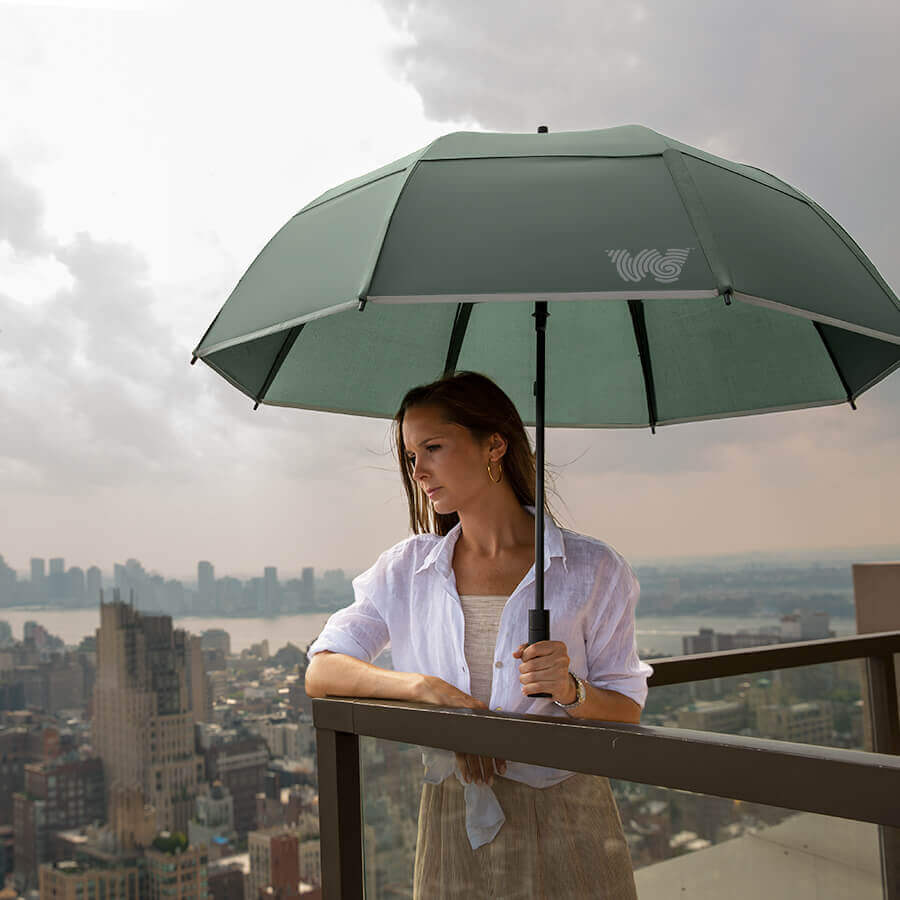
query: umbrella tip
537 125 548 133
190 355 197 365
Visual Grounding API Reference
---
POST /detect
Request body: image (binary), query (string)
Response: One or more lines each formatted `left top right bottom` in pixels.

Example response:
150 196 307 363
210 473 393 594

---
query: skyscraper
263 567 280 616
197 561 215 613
92 595 205 832
300 568 314 609
86 566 102 605
30 558 45 585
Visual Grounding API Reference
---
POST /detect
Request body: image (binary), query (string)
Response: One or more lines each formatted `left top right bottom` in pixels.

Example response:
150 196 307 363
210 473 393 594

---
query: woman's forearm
305 650 423 702
563 682 642 724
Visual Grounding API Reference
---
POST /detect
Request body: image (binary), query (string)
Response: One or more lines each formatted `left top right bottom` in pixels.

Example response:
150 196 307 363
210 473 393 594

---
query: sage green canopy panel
368 156 715 297
193 124 900 427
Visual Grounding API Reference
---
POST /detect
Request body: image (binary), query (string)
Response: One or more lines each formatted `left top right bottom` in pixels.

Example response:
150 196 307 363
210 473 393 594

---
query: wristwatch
553 671 587 709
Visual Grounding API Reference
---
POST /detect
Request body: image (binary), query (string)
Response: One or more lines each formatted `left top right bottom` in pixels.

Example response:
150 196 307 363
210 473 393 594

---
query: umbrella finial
537 125 548 133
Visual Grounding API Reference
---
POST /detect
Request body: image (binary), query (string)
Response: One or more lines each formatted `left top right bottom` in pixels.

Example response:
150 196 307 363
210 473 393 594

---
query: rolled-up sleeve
584 555 654 709
306 561 391 665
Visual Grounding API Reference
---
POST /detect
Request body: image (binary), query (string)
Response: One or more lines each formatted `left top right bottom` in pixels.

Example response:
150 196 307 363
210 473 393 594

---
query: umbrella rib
812 322 858 410
662 148 733 301
627 300 659 434
253 325 305 410
442 303 474 376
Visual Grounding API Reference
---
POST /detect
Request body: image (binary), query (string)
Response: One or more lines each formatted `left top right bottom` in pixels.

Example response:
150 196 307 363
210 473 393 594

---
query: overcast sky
1 0 898 582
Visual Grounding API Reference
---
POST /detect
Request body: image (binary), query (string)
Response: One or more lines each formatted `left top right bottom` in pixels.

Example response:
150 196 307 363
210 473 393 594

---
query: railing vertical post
316 726 364 898
866 654 900 900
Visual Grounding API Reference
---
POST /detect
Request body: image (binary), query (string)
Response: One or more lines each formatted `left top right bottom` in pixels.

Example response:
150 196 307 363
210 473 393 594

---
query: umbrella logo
606 248 692 283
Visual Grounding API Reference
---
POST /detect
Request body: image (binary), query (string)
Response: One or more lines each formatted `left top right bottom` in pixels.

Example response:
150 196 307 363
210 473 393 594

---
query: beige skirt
412 771 638 899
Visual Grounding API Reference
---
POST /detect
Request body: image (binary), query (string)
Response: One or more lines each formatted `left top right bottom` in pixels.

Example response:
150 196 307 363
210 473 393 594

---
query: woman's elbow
305 650 334 698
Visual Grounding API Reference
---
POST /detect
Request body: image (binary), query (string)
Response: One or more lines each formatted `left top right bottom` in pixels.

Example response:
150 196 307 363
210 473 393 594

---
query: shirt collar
414 505 568 577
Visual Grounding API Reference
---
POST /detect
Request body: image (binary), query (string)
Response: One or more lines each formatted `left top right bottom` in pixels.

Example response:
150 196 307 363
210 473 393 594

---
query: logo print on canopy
607 248 692 283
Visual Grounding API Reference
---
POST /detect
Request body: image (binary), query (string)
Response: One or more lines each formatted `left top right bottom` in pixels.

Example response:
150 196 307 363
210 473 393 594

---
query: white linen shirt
306 505 654 849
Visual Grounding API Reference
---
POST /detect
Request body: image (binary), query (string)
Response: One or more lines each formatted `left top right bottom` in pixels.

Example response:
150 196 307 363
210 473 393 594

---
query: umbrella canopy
193 124 900 429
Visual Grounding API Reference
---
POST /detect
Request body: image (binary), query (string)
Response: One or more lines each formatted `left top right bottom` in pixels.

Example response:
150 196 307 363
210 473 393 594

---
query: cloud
0 155 56 255
0 157 351 495
375 0 900 474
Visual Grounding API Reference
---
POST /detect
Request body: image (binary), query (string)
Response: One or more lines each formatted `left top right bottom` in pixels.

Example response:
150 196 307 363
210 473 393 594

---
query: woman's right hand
416 675 507 786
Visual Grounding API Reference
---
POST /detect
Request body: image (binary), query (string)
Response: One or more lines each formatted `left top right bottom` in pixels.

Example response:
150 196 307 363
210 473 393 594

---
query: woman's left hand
513 640 575 703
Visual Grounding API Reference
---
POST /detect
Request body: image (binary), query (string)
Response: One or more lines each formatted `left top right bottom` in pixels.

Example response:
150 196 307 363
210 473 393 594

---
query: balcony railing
312 629 900 899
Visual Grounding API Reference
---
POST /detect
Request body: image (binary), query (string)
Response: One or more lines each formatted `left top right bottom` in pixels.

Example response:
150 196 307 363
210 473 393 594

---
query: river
0 607 858 658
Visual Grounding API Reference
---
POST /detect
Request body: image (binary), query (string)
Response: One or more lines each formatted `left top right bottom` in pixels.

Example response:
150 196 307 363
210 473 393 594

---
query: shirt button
494 661 502 668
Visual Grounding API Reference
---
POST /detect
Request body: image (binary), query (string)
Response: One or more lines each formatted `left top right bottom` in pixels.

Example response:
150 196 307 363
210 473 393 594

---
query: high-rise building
48 559 67 603
205 738 269 837
263 568 280 617
300 569 314 609
39 857 143 900
13 752 105 890
30 559 46 586
145 838 208 900
198 562 215 613
67 567 86 605
200 630 231 656
247 828 298 900
92 596 205 832
188 636 211 724
86 567 102 606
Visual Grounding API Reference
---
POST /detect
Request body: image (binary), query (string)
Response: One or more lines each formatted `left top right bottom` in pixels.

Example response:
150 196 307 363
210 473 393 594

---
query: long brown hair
392 371 559 536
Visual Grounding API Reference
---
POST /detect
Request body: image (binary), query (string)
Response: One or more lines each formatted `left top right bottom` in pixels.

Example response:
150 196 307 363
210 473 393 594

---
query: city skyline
3 537 900 589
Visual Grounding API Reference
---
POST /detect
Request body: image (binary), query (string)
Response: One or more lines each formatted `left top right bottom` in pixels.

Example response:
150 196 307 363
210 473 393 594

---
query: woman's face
401 404 501 515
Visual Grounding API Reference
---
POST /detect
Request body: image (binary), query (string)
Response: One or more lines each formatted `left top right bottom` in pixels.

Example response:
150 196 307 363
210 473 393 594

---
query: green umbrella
192 124 900 694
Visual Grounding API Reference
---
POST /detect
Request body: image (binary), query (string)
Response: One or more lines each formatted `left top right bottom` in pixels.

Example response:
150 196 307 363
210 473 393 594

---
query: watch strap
553 672 586 709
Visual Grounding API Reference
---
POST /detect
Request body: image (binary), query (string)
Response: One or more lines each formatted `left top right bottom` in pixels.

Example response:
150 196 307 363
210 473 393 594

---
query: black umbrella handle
525 608 552 698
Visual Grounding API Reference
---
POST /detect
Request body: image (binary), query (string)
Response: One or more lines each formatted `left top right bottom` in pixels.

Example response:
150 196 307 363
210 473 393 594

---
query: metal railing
312 630 900 899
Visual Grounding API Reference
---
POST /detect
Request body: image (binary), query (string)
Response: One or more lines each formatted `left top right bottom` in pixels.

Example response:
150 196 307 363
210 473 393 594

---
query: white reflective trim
733 292 900 346
195 299 359 358
367 289 718 304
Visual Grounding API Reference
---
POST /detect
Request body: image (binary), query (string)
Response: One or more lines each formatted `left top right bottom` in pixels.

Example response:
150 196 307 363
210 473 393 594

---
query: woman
305 371 652 899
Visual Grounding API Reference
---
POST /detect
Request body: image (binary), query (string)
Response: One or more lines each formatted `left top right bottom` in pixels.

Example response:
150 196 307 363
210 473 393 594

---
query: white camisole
458 594 508 705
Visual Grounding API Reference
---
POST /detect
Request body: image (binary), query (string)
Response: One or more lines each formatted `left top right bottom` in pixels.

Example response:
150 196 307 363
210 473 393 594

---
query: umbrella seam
357 137 445 303
294 165 418 217
662 148 733 299
294 151 808 216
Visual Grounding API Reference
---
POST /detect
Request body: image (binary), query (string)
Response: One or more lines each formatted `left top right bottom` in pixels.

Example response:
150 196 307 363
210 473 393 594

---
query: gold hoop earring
487 461 503 483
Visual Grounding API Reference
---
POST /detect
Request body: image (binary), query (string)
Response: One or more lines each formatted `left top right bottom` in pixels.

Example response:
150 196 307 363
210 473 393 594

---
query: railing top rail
311 694 900 827
647 628 900 686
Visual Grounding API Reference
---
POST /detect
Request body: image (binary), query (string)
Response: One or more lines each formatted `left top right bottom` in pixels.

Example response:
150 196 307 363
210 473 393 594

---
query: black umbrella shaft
534 300 547 614
528 301 551 698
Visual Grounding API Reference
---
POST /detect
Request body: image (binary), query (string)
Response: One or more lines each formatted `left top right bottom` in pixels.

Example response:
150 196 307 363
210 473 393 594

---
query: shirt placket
489 548 556 713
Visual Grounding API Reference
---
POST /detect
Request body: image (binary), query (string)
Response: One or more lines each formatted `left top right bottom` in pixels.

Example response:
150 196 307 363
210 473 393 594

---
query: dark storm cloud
377 0 900 475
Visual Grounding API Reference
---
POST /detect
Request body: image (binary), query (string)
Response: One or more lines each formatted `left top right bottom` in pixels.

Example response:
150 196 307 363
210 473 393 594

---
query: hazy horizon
5 539 899 589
